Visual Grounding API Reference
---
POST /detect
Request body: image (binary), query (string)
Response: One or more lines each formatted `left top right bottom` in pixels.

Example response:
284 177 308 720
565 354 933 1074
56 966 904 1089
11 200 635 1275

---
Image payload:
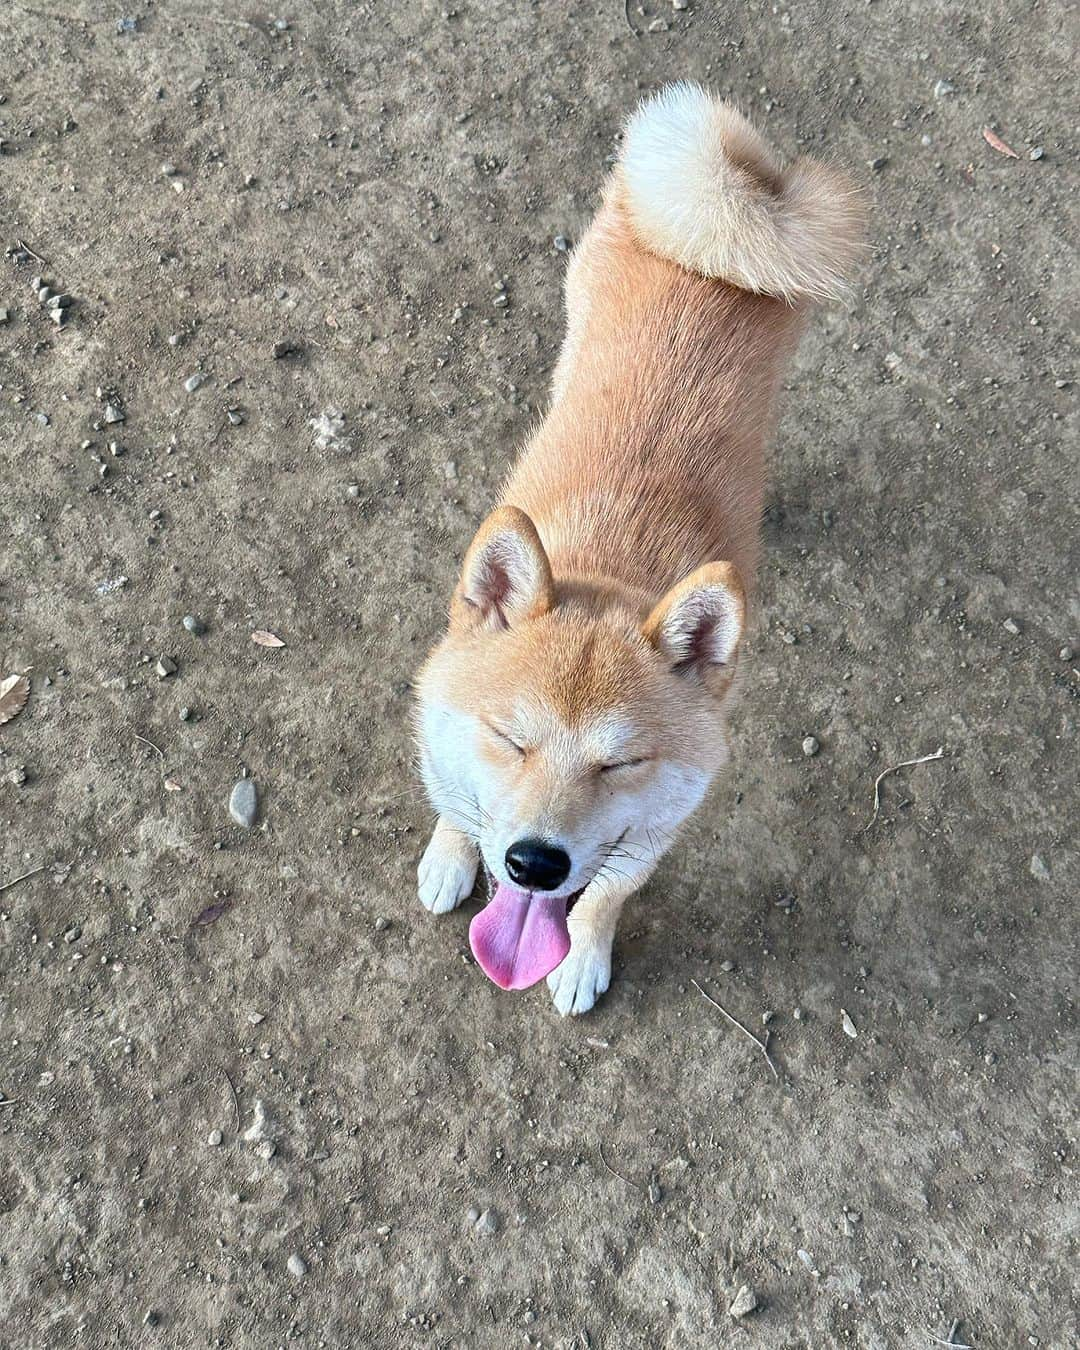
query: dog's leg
547 844 657 1016
418 817 478 915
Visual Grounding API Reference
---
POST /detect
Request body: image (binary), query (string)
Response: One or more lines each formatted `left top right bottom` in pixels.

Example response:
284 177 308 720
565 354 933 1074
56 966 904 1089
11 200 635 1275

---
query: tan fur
414 85 866 1014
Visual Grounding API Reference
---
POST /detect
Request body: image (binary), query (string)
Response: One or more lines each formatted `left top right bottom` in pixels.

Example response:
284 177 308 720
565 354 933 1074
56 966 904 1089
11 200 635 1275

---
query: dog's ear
452 506 555 631
643 562 745 681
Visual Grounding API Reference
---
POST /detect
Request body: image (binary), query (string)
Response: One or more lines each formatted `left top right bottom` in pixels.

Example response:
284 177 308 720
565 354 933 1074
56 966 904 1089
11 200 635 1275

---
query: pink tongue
469 883 571 991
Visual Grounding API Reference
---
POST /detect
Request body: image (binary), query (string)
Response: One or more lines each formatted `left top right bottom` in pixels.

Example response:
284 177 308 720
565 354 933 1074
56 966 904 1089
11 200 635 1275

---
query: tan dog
415 83 865 1014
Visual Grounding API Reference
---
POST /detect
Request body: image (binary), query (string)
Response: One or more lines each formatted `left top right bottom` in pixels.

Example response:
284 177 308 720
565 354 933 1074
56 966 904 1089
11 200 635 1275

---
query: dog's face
415 508 745 902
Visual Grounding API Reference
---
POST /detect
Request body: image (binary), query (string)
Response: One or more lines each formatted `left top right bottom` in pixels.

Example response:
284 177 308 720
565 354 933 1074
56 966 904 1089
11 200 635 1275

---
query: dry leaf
0 674 30 726
982 126 1019 159
251 630 286 648
191 899 232 928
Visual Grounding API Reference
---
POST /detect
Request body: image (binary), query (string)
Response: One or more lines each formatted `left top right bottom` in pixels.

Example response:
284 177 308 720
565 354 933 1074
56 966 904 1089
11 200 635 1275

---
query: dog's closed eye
598 757 650 774
487 723 528 755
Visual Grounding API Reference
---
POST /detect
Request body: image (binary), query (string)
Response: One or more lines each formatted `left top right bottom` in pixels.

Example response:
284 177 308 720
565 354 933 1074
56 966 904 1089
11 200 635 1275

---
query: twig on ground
622 0 638 37
221 1068 240 1134
691 978 780 1081
0 864 47 895
16 237 49 266
0 1097 23 1107
864 746 945 831
598 1140 643 1193
134 733 165 760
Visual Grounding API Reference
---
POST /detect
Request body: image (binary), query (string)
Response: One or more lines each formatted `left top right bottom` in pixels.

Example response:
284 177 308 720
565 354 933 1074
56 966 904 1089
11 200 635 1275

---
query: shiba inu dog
415 83 865 1014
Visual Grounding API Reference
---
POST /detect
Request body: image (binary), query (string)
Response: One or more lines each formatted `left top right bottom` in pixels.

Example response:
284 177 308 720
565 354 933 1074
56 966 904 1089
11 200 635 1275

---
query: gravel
229 778 258 828
182 614 207 635
802 735 820 757
183 373 207 393
729 1284 759 1317
474 1208 500 1236
286 1253 308 1279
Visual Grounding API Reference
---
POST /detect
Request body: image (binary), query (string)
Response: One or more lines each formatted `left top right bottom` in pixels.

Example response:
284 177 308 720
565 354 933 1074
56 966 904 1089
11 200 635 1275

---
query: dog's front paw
547 931 613 1016
418 827 478 915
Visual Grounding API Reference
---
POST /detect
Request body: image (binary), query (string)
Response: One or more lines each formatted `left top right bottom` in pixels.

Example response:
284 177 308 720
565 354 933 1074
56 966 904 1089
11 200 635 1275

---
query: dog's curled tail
619 82 867 304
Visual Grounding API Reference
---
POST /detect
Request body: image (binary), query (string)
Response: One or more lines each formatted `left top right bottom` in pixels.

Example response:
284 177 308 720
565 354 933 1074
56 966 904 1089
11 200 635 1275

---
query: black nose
504 839 571 891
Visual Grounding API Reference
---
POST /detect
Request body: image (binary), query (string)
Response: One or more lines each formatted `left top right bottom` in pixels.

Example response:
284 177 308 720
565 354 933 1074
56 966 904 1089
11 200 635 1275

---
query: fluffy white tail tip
620 82 867 303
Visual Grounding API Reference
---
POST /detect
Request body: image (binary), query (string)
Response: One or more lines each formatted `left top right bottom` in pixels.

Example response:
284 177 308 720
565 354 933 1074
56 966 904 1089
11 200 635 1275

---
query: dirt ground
1 2 1076 1346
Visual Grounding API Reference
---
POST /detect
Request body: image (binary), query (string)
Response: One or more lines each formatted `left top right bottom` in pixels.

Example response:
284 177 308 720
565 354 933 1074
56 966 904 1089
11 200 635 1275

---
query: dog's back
505 82 867 602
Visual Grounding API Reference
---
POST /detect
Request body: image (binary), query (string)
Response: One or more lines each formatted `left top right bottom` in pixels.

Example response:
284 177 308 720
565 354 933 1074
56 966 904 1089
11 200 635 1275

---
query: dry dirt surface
1 2 1077 1347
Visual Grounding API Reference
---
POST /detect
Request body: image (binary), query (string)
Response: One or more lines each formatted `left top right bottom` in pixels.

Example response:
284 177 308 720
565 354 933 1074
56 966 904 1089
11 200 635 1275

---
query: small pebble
869 155 888 171
553 234 570 252
374 916 390 931
932 78 956 98
286 1253 307 1279
182 614 207 635
474 1208 500 1236
719 959 734 972
1058 645 1074 662
155 656 177 679
673 0 689 9
1028 145 1043 161
648 1179 663 1204
793 1006 804 1021
1003 617 1021 636
841 1009 859 1039
143 1310 160 1327
229 778 258 829
207 1129 223 1146
179 707 191 722
183 372 207 393
1029 854 1050 883
802 735 820 757
160 162 177 176
729 1284 758 1318
103 404 125 424
248 1012 266 1025
226 408 244 426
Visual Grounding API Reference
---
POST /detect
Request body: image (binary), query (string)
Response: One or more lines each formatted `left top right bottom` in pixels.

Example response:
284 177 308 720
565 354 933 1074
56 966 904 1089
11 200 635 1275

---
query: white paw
547 932 613 1016
418 831 478 915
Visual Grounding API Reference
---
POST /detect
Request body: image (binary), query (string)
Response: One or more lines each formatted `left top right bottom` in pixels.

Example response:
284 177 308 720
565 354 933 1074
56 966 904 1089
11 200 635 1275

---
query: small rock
673 0 689 9
374 916 390 931
1003 617 1021 636
802 735 820 757
52 293 74 308
474 1208 500 1236
0 308 9 323
243 1098 274 1143
179 707 192 722
155 656 177 679
1058 645 1073 662
160 162 177 176
648 1179 663 1204
719 959 735 972
648 17 669 30
108 440 124 456
103 404 125 424
182 614 206 635
793 1006 804 1021
1029 854 1050 883
49 308 67 326
932 79 956 98
492 293 509 308
729 1284 758 1318
143 1309 160 1327
466 1205 480 1224
762 1010 774 1025
869 155 888 171
272 339 302 359
64 925 82 943
286 1253 308 1279
255 1139 276 1160
116 16 138 33
226 408 244 426
229 778 258 828
8 765 28 787
248 1011 266 1025
553 234 570 252
841 1009 859 1039
183 372 207 393
207 1129 223 1146
1028 145 1043 161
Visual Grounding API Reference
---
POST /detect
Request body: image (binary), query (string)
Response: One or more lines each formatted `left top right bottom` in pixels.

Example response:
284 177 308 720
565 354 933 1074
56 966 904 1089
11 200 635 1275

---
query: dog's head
415 506 745 902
